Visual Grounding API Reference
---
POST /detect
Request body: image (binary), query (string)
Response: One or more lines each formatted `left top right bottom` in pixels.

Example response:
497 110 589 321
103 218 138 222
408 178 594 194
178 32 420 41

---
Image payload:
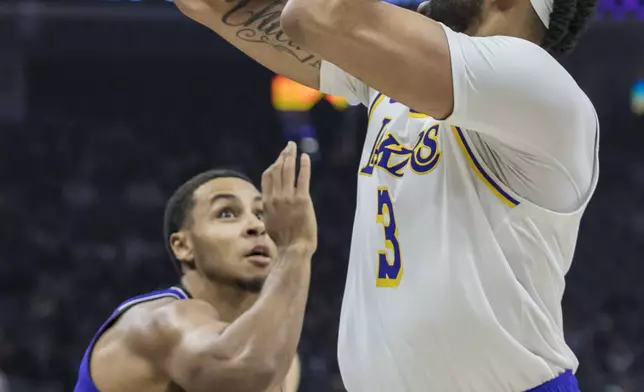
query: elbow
234 357 279 391
174 0 209 19
186 354 279 392
280 2 311 45
281 0 341 46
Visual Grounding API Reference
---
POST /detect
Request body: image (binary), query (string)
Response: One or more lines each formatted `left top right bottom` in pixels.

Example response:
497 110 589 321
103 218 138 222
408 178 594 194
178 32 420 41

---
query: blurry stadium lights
632 79 644 116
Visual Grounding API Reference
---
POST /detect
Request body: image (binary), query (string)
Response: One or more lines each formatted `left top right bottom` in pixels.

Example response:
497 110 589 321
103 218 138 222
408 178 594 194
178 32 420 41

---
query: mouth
245 245 272 267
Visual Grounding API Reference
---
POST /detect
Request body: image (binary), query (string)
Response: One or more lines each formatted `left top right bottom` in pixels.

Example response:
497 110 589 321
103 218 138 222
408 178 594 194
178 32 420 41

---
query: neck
181 271 259 323
471 3 545 44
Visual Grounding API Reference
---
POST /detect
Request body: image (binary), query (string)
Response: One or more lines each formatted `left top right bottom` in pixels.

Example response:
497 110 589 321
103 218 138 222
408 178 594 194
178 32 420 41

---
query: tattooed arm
175 0 320 89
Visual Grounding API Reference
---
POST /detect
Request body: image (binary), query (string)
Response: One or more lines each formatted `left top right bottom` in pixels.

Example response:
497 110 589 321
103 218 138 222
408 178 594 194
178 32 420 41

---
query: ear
170 231 195 270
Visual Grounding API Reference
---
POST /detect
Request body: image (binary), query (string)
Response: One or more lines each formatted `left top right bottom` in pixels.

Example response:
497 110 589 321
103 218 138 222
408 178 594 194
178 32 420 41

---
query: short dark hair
541 0 596 55
163 169 253 272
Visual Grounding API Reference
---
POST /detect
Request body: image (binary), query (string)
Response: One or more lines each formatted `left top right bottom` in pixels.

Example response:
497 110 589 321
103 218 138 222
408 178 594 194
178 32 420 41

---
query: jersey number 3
376 187 403 288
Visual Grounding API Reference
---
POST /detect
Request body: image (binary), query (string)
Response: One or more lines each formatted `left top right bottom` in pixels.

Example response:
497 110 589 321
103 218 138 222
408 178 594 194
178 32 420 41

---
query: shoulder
96 298 222 361
93 298 174 344
88 297 185 389
444 31 549 61
444 31 571 85
92 298 224 374
474 37 594 125
90 297 232 391
126 298 222 346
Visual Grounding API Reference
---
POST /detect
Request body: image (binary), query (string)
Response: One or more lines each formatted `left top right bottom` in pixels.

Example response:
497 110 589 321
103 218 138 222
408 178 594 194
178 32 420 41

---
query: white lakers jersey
319 25 599 392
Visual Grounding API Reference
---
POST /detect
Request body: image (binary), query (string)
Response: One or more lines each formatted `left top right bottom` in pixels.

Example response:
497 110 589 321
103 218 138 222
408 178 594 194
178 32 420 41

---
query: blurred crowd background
0 0 642 391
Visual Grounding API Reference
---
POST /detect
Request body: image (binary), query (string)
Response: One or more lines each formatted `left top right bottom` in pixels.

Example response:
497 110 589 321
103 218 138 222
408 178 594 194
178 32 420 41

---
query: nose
244 215 266 237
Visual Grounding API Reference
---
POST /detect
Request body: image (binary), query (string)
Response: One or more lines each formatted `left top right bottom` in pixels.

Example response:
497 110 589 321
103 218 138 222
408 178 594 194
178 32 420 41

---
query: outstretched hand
262 142 317 255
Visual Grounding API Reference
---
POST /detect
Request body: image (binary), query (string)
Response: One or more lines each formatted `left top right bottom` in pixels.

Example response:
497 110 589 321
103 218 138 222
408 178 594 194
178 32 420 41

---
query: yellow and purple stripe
368 92 385 125
451 126 520 208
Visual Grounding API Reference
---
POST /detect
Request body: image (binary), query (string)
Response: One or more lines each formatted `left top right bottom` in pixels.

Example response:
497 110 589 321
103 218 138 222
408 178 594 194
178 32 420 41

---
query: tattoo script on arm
221 0 321 69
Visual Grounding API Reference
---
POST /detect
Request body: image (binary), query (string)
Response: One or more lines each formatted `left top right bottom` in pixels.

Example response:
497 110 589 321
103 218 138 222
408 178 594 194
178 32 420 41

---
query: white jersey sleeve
441 25 598 212
319 61 371 107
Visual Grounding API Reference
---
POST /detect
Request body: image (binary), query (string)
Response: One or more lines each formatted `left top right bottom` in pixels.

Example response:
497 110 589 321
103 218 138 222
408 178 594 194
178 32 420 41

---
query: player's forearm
175 0 321 89
214 246 312 380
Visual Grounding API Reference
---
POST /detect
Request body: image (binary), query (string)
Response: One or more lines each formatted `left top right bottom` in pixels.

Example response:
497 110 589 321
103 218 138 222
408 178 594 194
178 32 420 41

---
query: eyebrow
208 194 262 205
208 193 237 205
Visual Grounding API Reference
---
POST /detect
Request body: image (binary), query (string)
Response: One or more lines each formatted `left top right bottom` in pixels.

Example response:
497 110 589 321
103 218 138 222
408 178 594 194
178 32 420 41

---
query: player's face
417 0 484 34
186 177 277 293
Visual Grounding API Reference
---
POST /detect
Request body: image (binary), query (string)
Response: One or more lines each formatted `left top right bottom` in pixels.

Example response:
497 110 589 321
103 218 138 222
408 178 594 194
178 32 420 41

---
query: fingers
282 142 297 196
262 143 291 199
271 146 286 196
296 153 311 197
261 161 275 199
263 142 309 202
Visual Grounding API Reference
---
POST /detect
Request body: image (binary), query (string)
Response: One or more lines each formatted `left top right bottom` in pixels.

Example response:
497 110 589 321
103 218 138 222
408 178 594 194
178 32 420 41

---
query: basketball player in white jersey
74 143 314 392
174 0 599 388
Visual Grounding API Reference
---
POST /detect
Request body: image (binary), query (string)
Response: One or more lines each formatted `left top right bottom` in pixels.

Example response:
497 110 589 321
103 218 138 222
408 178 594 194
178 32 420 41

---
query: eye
255 210 264 221
217 209 236 219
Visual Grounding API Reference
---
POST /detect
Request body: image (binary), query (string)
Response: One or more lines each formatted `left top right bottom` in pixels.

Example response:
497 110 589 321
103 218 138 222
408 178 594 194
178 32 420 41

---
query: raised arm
280 0 454 118
174 0 321 89
128 249 310 391
279 2 598 211
280 0 596 169
129 144 315 392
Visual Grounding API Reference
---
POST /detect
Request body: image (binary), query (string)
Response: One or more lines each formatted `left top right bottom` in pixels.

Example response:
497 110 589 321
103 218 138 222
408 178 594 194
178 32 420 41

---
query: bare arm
140 247 310 392
129 144 315 392
175 0 321 89
284 355 301 392
280 0 453 118
279 0 596 165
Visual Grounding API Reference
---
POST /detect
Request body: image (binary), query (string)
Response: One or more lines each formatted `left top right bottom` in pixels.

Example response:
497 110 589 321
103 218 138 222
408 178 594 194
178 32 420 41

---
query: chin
235 276 266 293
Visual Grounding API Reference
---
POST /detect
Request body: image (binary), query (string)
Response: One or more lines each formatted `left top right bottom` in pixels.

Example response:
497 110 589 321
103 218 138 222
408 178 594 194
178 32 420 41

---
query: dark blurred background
0 0 642 391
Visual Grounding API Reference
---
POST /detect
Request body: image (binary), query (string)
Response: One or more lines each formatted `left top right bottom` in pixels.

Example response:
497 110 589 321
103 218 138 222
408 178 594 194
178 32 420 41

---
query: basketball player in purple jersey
74 142 314 392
